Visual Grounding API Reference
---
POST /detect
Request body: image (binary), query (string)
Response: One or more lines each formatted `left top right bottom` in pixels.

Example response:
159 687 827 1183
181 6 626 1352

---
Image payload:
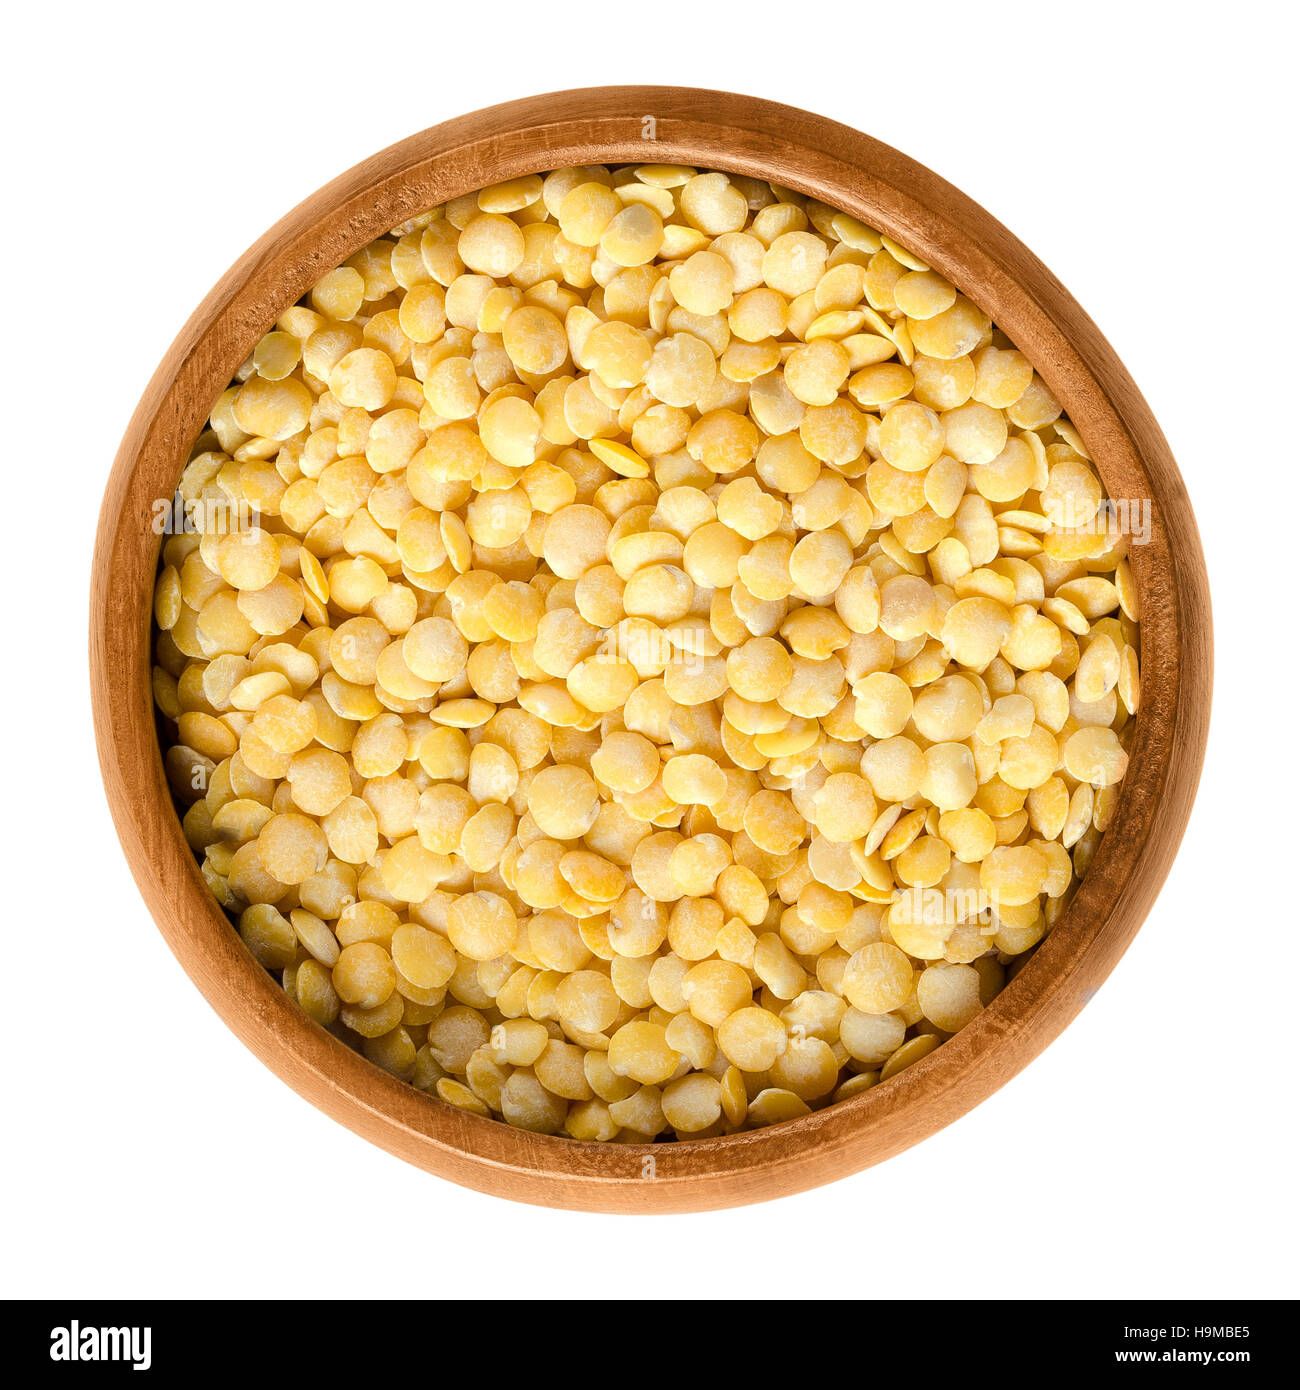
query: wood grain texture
90 87 1213 1213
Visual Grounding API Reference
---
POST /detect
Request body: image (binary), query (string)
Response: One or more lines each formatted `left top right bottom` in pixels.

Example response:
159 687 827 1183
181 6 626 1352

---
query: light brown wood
90 87 1213 1213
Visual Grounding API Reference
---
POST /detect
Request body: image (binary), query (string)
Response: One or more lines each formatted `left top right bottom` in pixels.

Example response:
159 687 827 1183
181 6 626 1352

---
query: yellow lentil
158 163 1138 1141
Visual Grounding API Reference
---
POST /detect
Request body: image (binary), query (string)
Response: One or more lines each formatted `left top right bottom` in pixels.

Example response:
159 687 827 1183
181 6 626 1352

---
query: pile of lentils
153 163 1140 1139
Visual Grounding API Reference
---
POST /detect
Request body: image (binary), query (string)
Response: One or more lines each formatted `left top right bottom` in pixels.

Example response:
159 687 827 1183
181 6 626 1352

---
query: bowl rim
90 85 1213 1213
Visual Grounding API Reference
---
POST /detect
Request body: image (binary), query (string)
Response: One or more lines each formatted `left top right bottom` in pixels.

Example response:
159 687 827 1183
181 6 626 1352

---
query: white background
3 0 1294 1302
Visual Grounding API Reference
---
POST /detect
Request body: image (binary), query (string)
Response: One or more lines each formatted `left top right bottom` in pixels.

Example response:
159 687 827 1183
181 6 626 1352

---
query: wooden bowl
90 87 1212 1212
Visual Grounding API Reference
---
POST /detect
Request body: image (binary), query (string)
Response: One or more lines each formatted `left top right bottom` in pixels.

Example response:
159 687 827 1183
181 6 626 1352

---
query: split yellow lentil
156 163 1140 1142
